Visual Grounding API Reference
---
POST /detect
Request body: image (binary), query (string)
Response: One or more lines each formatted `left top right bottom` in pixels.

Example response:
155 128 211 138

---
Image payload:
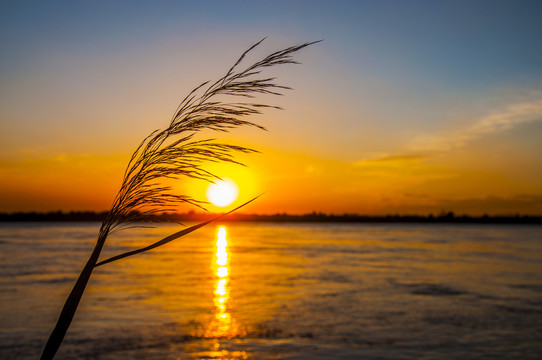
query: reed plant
40 39 318 359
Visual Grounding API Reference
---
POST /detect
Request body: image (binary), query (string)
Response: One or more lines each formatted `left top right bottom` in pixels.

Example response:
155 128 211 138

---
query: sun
206 178 239 207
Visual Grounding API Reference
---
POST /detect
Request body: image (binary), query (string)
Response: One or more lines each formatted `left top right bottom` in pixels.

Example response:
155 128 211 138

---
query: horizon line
1 210 542 224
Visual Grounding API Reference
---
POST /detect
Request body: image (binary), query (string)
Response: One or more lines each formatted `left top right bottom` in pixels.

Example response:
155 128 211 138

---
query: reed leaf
40 38 318 360
95 195 261 267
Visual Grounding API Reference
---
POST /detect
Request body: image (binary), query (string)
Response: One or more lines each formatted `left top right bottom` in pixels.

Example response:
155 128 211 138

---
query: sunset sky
1 0 542 215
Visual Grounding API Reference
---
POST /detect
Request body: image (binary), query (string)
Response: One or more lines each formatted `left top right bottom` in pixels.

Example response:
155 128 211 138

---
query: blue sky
3 1 541 83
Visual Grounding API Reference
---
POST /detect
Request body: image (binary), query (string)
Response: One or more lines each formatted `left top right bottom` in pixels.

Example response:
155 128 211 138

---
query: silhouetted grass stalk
40 39 318 359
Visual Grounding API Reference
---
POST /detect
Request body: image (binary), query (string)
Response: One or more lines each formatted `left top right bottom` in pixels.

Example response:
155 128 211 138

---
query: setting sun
206 179 239 207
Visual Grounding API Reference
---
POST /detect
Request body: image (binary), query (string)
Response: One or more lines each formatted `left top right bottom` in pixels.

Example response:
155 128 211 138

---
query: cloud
352 153 431 167
359 153 430 163
397 194 542 215
356 97 542 164
410 98 542 152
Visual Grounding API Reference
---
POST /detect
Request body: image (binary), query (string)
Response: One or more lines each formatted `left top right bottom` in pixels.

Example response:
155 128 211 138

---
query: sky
1 0 542 215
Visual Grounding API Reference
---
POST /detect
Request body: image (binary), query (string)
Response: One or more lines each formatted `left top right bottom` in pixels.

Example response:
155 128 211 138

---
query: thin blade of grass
95 195 261 267
40 233 106 360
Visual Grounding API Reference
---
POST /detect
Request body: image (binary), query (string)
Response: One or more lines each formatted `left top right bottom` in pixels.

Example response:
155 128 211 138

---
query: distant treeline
0 211 110 222
1 210 541 224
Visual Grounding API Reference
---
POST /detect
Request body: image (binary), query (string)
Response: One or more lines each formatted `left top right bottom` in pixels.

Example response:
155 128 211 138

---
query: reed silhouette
41 38 318 359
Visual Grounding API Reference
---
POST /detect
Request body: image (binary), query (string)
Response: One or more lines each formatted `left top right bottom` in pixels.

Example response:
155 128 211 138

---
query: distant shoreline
1 211 541 224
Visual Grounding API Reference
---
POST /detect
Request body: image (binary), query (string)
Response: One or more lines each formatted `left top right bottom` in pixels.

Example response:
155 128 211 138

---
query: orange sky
1 2 542 215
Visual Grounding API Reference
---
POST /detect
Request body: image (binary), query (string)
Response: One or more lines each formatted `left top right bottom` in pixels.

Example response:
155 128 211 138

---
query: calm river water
1 222 541 359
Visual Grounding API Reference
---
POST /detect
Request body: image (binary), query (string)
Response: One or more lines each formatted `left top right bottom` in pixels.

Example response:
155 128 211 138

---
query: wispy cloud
357 97 542 164
359 153 430 163
410 98 542 152
395 194 542 215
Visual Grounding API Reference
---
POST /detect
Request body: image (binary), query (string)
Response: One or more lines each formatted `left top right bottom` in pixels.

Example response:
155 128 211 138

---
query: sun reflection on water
204 226 244 339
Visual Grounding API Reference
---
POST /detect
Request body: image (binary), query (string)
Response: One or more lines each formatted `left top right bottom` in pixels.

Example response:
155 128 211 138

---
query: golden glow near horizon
206 179 239 207
205 226 244 338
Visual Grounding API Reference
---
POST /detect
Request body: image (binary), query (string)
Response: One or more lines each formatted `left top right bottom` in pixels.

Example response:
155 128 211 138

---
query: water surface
1 222 541 359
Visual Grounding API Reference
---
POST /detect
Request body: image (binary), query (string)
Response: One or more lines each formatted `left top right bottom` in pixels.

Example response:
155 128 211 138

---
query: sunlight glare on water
205 226 244 340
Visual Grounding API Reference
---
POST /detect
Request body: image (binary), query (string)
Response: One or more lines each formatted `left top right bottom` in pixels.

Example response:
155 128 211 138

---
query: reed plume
41 38 318 359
